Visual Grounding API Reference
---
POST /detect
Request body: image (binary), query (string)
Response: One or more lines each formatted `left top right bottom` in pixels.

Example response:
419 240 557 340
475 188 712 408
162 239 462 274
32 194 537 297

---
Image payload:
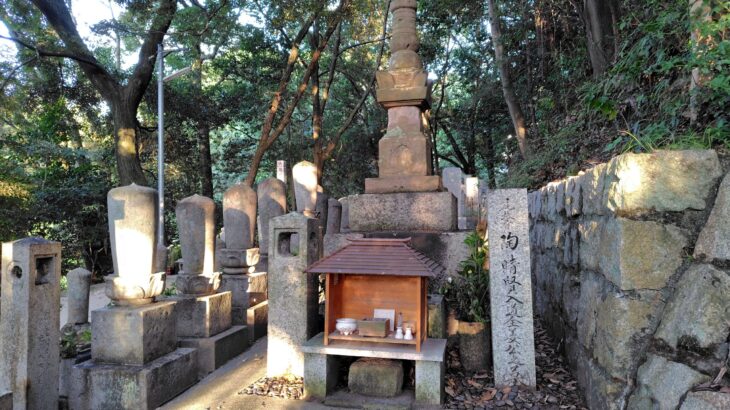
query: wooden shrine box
305 238 445 352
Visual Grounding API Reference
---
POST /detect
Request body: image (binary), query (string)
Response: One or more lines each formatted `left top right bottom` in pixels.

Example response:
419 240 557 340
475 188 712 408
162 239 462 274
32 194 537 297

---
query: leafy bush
440 231 490 324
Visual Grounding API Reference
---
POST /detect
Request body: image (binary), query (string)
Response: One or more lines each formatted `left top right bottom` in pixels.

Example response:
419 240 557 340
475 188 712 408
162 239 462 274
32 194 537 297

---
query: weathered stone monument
221 183 262 326
487 189 536 387
464 176 480 229
70 184 197 410
443 167 466 225
0 237 61 410
276 159 288 184
257 177 287 271
326 198 342 234
267 212 320 377
173 194 247 378
66 267 92 326
293 160 319 216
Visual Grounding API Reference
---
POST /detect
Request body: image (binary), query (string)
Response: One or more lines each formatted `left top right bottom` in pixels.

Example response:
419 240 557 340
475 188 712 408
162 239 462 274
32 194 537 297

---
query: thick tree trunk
581 0 620 77
487 0 530 160
111 100 147 185
197 122 214 198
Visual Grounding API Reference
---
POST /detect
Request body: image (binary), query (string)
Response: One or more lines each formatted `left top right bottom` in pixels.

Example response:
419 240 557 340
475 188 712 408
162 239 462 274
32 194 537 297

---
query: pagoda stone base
348 192 456 232
170 291 232 338
91 302 177 366
69 348 197 410
179 325 249 378
365 175 441 194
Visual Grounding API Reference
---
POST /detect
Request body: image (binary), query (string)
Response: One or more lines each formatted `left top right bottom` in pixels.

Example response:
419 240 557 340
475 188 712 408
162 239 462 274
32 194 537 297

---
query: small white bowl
336 318 357 335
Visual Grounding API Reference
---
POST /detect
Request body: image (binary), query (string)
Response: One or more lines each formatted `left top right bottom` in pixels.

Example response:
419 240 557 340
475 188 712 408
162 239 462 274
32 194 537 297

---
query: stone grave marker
293 161 318 215
487 189 536 387
276 160 287 184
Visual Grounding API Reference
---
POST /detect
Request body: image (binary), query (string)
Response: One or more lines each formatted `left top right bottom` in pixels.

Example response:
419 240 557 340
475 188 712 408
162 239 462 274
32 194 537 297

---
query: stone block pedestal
365 175 441 194
70 348 197 410
247 300 269 343
171 292 232 338
91 301 177 365
221 273 268 325
179 325 248 378
348 192 456 232
302 333 446 405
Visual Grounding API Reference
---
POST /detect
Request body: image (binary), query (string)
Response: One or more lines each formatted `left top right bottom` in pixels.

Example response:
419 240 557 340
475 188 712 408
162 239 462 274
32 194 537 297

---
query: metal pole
157 43 165 247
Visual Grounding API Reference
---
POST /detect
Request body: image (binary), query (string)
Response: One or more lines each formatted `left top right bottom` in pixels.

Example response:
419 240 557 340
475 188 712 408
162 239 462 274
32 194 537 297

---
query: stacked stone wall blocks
528 150 728 410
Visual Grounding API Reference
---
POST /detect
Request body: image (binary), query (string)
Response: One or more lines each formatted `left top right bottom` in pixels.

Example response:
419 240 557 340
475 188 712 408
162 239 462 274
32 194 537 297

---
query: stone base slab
349 192 456 232
69 348 197 410
91 301 177 365
232 306 246 326
247 300 269 343
323 389 416 410
365 175 441 194
349 358 404 397
170 291 232 338
179 325 248 379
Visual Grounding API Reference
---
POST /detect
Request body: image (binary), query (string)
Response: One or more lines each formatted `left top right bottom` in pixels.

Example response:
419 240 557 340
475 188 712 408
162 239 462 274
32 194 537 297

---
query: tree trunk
487 0 530 160
111 100 147 185
581 0 620 77
197 122 214 197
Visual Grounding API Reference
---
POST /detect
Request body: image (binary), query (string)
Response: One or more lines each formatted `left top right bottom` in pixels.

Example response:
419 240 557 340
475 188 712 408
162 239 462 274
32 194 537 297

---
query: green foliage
60 275 68 292
440 231 490 324
162 284 177 297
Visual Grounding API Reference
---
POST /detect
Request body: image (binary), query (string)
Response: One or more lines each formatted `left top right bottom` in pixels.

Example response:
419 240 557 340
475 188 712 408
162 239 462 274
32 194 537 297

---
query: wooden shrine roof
305 237 445 277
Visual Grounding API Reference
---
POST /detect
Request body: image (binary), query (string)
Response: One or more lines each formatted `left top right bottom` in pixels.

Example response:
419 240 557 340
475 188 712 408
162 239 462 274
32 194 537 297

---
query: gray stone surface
605 150 722 214
257 177 287 257
326 198 342 234
231 306 246 326
627 354 708 410
0 237 61 410
315 190 329 233
70 347 197 410
458 322 491 372
303 353 339 400
171 291 232 338
293 161 319 214
276 160 287 184
339 196 351 233
427 294 446 339
487 189 536 387
463 176 479 229
595 218 687 290
655 263 730 350
223 183 257 250
415 359 444 405
348 192 456 232
91 301 177 365
67 267 92 325
106 184 162 304
694 172 730 261
176 194 216 276
247 300 269 343
324 389 414 410
267 212 320 377
348 358 404 397
302 333 446 362
680 391 730 410
179 324 249 378
220 273 266 310
442 167 466 226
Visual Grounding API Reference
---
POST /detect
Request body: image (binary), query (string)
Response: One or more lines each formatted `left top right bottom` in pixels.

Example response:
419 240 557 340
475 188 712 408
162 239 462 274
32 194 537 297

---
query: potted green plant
440 231 491 372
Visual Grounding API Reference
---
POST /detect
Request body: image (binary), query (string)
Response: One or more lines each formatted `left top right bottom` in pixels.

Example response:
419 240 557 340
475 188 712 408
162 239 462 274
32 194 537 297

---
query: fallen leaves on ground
238 377 303 400
444 317 587 409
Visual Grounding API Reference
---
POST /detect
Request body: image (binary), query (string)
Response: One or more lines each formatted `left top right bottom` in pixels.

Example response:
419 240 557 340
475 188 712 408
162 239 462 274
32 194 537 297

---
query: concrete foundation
179 325 248 378
69 348 197 410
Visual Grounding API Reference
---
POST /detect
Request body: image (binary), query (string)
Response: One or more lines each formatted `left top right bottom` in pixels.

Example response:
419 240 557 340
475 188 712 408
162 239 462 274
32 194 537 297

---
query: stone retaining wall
528 150 730 410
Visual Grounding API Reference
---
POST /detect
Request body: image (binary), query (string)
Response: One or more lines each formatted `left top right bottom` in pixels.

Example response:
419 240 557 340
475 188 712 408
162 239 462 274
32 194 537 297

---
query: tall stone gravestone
70 184 197 410
276 160 287 184
0 237 61 410
267 212 320 377
257 177 287 271
464 176 480 229
66 267 92 326
326 198 342 234
487 189 536 387
174 194 247 378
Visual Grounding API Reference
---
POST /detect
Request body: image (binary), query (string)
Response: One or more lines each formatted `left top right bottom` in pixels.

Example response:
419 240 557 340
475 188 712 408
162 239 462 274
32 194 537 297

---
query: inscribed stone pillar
222 183 259 274
276 160 288 184
487 189 536 387
257 177 287 261
315 190 329 236
267 212 320 377
293 161 319 215
67 267 92 325
176 194 220 295
0 237 62 410
464 177 480 230
366 0 439 194
339 196 351 233
326 198 342 234
106 184 164 305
